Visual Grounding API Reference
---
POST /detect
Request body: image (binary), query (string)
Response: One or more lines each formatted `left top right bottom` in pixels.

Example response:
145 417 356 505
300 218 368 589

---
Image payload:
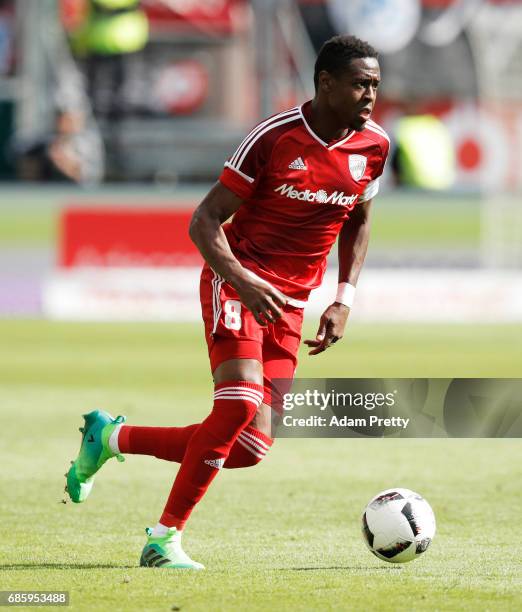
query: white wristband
335 282 356 308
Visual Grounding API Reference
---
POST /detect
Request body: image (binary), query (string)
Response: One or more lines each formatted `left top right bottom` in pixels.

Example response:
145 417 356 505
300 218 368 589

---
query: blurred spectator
70 0 149 120
13 7 105 185
15 109 104 184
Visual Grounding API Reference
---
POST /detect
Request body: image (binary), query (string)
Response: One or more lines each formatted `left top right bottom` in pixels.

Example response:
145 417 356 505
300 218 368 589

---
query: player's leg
140 303 303 569
64 399 268 507
262 303 305 435
64 387 268 505
226 304 304 467
104 361 272 465
109 422 200 463
140 264 273 469
154 354 263 530
110 288 301 472
64 266 250 505
140 354 263 569
137 263 273 469
140 265 268 569
220 358 274 468
139 362 262 569
222 401 273 468
149 299 304 539
107 418 271 466
105 397 270 466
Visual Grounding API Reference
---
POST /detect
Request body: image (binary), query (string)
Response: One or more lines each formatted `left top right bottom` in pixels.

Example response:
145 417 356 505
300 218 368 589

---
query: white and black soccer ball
361 488 436 563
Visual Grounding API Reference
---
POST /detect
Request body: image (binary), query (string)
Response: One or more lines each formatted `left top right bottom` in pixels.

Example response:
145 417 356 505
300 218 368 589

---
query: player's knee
227 399 259 427
213 358 263 387
213 381 264 429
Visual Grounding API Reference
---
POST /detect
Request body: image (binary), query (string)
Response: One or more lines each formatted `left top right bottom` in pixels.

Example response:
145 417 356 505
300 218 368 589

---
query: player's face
325 57 381 131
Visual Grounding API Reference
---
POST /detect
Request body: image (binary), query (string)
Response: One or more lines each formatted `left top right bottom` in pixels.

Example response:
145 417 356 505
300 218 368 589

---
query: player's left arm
305 198 373 355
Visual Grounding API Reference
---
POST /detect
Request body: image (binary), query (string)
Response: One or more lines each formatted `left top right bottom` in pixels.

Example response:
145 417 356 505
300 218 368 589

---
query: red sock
159 381 264 530
224 425 273 468
117 423 272 468
118 424 199 463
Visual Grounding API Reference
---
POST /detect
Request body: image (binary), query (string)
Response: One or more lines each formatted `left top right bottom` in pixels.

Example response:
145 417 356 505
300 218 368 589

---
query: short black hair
314 35 378 90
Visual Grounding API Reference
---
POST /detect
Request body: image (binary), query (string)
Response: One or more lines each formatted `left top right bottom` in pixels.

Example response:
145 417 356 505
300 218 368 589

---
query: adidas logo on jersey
288 157 307 170
275 183 358 208
204 457 225 470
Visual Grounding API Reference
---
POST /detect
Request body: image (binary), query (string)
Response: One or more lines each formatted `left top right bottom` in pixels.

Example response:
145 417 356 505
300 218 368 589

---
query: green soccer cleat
140 527 205 570
65 410 126 503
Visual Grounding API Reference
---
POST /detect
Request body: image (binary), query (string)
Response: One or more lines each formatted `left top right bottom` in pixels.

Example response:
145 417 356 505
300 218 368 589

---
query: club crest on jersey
348 155 367 181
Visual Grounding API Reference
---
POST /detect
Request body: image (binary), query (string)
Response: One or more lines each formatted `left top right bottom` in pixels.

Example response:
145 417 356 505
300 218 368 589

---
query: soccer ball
361 488 436 563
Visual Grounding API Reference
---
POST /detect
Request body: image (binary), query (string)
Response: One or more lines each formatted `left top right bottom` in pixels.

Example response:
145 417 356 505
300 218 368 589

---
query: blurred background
0 0 521 322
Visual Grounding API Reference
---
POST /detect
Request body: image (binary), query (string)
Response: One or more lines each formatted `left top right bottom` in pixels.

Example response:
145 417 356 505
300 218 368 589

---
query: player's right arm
189 181 286 325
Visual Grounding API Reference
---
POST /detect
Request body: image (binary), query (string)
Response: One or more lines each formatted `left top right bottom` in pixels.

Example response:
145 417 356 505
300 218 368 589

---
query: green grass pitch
0 321 521 611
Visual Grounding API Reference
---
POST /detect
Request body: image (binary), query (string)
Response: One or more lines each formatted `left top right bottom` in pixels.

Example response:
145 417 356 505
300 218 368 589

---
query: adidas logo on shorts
204 457 225 469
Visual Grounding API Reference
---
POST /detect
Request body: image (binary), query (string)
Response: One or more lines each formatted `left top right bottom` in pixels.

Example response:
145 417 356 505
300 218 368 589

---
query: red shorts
200 264 304 406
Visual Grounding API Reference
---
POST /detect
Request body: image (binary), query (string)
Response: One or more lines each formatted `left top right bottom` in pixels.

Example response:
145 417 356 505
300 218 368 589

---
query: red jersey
219 101 390 304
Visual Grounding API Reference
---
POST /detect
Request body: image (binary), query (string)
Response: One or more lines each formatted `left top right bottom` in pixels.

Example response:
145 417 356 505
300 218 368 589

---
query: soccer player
65 35 389 569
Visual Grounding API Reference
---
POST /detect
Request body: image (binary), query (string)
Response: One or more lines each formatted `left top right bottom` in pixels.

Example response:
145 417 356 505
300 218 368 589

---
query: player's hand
304 303 350 355
234 276 287 326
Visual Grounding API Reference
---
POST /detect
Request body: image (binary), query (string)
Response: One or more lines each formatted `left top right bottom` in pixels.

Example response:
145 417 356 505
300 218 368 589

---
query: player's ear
318 70 333 94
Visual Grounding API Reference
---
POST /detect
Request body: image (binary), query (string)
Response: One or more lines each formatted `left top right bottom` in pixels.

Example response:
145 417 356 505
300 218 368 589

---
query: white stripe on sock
214 391 264 405
214 387 264 399
240 429 270 450
236 436 266 460
214 389 264 403
213 394 262 407
238 433 268 455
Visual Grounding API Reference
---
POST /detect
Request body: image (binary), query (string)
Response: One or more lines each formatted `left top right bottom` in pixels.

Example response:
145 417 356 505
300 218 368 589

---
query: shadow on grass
1 563 404 572
280 566 402 571
0 563 136 570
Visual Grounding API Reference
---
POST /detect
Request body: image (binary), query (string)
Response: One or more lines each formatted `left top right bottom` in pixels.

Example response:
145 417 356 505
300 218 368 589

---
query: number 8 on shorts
224 299 242 330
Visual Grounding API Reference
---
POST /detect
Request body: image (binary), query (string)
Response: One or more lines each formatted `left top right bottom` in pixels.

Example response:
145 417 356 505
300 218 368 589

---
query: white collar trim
299 103 356 150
